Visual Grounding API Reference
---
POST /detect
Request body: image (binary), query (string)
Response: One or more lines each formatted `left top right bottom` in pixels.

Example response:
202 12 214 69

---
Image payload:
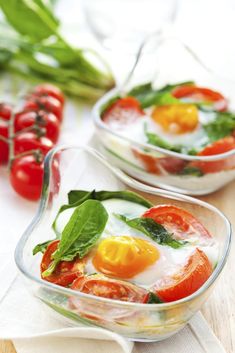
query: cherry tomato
0 119 9 164
24 95 63 122
32 84 65 106
71 274 148 303
190 136 235 174
142 205 211 241
102 97 144 127
41 240 85 287
172 85 228 112
15 110 60 143
14 132 54 156
152 249 212 302
10 153 44 200
132 148 186 174
0 103 12 121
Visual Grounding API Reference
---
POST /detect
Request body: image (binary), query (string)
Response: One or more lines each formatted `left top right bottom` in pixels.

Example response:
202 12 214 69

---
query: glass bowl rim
14 145 232 309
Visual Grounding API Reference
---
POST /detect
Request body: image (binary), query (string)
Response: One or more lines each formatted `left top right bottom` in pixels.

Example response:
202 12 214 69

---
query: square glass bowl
15 146 231 341
93 37 235 195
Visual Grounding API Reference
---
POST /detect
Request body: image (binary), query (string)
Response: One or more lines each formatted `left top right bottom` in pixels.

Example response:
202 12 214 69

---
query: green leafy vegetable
33 240 54 255
42 200 108 277
0 0 114 100
145 130 182 153
147 292 164 304
128 81 193 108
203 112 235 142
180 166 204 177
116 214 186 249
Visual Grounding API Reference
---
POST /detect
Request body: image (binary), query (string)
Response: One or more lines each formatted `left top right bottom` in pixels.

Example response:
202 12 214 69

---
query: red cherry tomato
102 97 144 127
172 85 228 112
71 274 148 303
15 110 60 143
41 240 85 287
14 132 54 156
142 205 211 241
10 153 45 201
152 248 212 302
190 136 235 174
24 95 63 122
0 103 12 121
132 148 186 175
32 84 65 106
0 119 9 164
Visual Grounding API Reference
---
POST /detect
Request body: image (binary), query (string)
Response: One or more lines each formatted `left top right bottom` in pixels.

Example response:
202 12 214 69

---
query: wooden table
1 180 234 353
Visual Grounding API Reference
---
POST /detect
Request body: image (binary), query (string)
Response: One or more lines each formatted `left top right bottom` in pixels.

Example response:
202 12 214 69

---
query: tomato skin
0 120 9 164
172 85 227 112
142 205 211 240
41 240 85 287
152 249 212 302
190 137 235 174
32 84 65 106
10 154 44 201
71 274 148 303
24 95 63 122
132 148 186 175
0 103 12 121
102 97 144 127
14 132 54 156
15 110 60 143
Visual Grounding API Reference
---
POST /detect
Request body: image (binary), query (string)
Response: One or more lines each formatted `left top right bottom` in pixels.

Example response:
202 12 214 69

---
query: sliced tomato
142 205 211 241
41 240 85 287
190 136 235 174
172 85 227 112
71 274 148 303
132 148 186 175
102 97 144 127
152 248 212 302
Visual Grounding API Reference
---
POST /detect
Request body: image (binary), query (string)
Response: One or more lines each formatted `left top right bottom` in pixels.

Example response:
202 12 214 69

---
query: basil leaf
146 130 182 153
203 112 235 142
147 292 163 304
128 81 194 109
33 240 54 255
0 0 59 42
43 200 108 277
116 214 186 249
180 166 204 177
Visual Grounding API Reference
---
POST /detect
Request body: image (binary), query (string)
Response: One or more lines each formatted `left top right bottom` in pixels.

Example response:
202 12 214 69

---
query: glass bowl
14 146 231 341
93 37 235 195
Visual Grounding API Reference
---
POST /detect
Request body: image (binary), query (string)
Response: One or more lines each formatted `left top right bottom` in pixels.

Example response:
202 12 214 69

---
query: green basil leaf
43 200 108 277
0 0 59 41
147 292 164 304
33 240 54 255
146 130 182 153
116 214 186 249
203 112 235 142
180 166 204 177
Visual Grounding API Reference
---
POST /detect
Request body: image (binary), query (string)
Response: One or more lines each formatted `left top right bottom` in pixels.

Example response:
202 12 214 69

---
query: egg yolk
92 236 159 279
151 104 199 134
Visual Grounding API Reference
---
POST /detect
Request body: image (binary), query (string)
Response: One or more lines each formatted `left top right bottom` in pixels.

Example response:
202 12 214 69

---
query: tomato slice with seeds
41 240 85 287
172 85 227 112
152 248 212 302
102 97 144 127
71 274 148 303
132 148 186 175
190 136 235 174
142 205 211 241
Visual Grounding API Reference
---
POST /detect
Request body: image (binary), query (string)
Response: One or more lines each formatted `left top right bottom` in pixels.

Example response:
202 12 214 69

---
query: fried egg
55 199 218 289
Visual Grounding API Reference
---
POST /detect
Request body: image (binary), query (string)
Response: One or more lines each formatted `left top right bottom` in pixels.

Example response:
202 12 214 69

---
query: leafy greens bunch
0 0 114 100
